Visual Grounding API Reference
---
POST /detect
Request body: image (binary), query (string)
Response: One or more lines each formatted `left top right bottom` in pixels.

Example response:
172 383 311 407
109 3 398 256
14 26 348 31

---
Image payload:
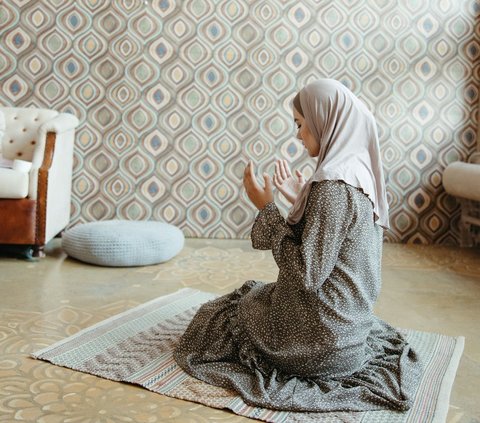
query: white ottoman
62 220 184 267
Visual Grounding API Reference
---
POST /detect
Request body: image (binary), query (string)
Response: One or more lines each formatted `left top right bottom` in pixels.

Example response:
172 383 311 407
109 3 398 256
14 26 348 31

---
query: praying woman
174 79 422 412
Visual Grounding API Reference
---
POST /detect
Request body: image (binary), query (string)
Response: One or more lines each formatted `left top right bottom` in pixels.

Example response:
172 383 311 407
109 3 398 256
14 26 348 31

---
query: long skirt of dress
174 281 422 413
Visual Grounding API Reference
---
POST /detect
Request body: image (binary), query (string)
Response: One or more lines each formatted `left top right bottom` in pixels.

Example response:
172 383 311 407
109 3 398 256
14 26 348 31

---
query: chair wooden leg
32 245 46 258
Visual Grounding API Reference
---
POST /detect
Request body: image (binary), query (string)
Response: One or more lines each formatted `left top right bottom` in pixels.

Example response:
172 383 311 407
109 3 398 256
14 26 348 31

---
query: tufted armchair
0 107 79 256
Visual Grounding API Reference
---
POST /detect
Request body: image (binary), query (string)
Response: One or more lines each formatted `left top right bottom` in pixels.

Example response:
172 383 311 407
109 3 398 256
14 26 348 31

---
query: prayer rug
32 288 464 423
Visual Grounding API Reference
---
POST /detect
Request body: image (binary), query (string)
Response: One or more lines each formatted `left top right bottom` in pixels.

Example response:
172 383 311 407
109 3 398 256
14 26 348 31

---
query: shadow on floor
0 244 37 260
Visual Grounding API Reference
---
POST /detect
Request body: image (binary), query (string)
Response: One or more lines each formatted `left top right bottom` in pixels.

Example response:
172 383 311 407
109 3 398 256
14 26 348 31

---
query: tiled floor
0 238 479 422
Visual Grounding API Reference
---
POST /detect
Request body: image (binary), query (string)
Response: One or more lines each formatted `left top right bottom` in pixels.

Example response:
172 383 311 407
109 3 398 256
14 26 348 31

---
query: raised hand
272 159 305 205
243 161 274 210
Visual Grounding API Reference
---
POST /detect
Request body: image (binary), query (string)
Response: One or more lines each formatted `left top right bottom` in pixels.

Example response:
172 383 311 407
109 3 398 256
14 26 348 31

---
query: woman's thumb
263 173 272 190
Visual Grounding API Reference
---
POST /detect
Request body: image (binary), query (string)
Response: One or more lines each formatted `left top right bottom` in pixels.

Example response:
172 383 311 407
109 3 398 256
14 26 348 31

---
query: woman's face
293 107 320 157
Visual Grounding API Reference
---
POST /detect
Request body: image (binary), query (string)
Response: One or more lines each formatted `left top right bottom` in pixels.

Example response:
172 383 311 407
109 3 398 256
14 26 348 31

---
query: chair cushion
0 168 29 198
62 220 185 267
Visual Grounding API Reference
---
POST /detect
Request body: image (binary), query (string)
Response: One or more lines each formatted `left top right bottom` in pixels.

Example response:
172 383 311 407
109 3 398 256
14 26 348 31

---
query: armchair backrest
0 108 59 162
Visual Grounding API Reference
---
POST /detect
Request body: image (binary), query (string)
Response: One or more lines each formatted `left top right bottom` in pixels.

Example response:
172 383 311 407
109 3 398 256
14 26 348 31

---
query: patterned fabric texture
0 0 479 243
32 288 465 423
62 220 185 266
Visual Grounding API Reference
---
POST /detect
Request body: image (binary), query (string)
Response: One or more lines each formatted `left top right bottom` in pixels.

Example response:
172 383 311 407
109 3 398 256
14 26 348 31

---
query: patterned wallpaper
0 0 479 244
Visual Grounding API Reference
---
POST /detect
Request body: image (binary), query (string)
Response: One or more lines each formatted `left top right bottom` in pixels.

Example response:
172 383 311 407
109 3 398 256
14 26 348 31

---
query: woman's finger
243 162 254 191
278 160 287 181
295 169 305 183
274 161 283 183
282 160 292 178
248 161 261 190
243 161 250 179
243 162 250 182
279 159 287 180
273 174 280 189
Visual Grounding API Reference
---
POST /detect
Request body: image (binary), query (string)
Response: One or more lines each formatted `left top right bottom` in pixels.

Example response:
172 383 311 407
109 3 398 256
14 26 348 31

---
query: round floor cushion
62 220 184 267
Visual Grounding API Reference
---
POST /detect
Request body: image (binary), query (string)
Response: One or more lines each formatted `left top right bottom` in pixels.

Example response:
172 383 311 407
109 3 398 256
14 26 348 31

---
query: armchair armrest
29 113 79 199
31 113 80 170
39 113 79 135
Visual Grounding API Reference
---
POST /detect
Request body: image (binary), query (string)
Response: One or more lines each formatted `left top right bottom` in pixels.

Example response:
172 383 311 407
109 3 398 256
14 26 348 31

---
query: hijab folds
287 79 389 229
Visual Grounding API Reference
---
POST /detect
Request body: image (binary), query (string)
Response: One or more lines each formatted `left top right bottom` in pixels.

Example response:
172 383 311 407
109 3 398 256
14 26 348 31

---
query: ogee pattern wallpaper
0 0 479 243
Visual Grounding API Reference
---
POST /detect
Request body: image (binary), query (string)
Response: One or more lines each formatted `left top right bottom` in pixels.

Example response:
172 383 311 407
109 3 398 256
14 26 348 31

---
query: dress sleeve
251 181 353 291
250 201 291 250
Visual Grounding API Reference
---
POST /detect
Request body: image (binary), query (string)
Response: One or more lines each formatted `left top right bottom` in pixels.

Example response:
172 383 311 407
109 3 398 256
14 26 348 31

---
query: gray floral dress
174 180 421 412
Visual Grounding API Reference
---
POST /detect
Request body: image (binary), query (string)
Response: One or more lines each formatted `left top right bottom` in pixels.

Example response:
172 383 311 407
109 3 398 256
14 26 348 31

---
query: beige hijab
287 79 390 229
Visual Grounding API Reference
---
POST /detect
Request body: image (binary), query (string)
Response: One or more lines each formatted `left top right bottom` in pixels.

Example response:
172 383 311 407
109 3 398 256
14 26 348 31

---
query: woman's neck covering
287 79 390 229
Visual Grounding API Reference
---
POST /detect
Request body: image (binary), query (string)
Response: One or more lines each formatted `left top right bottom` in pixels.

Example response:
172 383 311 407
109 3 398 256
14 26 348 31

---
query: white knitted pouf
62 220 184 267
